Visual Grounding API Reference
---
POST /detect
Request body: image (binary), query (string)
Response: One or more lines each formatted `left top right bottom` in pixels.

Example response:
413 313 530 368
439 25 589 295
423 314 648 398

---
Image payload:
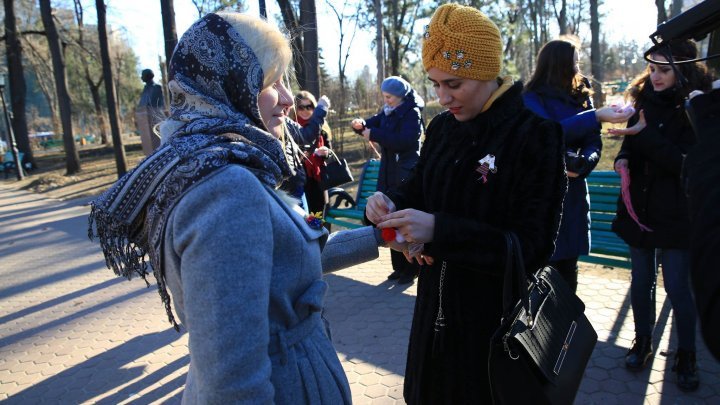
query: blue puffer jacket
364 91 424 193
523 84 602 260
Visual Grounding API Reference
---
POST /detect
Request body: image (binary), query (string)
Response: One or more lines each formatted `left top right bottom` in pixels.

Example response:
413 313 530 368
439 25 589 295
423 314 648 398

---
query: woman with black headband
610 39 713 391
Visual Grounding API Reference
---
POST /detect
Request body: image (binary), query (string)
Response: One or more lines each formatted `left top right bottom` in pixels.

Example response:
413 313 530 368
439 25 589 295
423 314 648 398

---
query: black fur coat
388 81 567 404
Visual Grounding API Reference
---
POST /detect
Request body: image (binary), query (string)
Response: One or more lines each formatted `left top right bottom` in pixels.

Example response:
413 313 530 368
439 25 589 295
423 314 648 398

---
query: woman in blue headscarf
89 12 401 404
351 76 425 285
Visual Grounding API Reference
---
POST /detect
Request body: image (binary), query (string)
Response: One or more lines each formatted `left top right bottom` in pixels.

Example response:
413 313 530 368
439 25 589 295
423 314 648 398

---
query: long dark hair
628 39 714 107
524 39 593 103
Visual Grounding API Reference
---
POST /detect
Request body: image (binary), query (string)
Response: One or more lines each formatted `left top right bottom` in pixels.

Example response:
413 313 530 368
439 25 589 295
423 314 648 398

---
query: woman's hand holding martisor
377 209 435 244
366 192 396 225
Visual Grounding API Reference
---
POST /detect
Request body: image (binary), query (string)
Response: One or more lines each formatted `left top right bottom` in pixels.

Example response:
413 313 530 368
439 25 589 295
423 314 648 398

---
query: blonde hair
217 12 292 89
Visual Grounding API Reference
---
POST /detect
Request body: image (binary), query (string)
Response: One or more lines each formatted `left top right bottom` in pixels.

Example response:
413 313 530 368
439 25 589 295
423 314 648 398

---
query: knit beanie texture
422 3 503 81
381 76 412 98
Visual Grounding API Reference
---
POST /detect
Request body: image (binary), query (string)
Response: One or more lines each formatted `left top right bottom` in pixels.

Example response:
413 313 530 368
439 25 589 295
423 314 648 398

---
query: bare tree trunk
160 0 178 70
554 0 568 35
300 0 320 96
39 0 80 175
382 0 420 77
73 0 109 144
18 38 61 137
326 0 360 116
114 49 124 134
159 55 170 110
3 0 35 169
96 0 127 177
590 0 603 107
655 0 668 24
259 0 267 17
529 0 540 60
374 0 384 104
277 0 306 89
89 81 109 144
385 0 399 75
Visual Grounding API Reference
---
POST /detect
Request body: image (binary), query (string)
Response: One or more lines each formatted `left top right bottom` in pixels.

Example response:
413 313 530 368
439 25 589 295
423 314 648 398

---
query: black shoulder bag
319 149 354 190
488 232 598 405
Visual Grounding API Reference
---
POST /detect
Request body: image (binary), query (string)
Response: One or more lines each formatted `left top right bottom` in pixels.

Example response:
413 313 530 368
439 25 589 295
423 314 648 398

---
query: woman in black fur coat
365 4 567 403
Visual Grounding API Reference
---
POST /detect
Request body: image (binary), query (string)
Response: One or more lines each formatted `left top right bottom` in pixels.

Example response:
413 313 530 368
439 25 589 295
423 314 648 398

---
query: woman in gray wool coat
89 12 403 404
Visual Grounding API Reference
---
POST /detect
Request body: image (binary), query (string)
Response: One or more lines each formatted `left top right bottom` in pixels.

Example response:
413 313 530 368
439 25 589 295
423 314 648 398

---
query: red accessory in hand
381 228 396 242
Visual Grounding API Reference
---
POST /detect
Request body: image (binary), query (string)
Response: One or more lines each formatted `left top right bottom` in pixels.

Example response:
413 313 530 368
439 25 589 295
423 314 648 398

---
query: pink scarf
619 166 653 232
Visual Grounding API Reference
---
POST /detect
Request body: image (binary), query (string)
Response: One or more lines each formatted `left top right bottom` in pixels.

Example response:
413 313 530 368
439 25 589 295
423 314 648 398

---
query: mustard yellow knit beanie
422 3 503 81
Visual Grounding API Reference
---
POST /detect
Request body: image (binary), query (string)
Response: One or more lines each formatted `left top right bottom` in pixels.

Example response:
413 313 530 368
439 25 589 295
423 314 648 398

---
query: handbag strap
326 148 342 164
502 232 530 321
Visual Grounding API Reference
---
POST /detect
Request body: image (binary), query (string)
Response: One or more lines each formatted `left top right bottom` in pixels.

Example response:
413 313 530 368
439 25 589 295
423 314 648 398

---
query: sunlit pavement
1 185 718 404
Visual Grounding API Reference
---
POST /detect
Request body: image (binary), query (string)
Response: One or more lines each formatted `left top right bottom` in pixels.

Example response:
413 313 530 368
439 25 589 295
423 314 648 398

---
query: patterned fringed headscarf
88 13 292 329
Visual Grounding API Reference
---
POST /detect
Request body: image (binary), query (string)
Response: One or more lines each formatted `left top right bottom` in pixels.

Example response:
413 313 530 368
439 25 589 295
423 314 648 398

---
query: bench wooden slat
591 212 616 222
581 170 631 269
591 194 619 204
591 202 618 213
324 159 380 229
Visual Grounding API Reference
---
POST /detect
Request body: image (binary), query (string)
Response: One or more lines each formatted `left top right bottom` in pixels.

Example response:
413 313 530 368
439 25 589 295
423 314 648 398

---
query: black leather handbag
489 232 598 405
319 150 354 190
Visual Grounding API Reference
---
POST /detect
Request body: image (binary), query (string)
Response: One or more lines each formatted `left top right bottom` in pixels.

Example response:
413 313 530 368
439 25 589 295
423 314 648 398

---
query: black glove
352 124 366 135
565 150 590 177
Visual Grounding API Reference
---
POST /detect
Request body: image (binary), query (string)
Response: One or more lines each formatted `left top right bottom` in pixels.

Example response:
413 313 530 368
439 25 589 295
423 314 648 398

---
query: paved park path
0 185 718 404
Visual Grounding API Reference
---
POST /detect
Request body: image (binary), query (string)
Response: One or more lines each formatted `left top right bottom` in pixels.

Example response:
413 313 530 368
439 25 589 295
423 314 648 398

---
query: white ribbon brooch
475 154 497 184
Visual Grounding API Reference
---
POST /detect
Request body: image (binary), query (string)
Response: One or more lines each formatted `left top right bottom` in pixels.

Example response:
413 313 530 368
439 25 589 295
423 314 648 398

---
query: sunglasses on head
297 103 315 111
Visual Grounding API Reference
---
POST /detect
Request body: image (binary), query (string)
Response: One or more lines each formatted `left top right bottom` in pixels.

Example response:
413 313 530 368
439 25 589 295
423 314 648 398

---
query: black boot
625 336 653 370
397 271 416 285
673 349 700 392
387 270 403 280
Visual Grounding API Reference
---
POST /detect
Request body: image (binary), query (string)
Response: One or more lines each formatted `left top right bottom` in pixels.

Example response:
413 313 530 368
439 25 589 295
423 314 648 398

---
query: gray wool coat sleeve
321 226 380 273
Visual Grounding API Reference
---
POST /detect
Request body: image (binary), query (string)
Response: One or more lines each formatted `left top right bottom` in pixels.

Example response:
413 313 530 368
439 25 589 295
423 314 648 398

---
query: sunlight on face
427 68 497 122
295 98 315 121
258 79 293 139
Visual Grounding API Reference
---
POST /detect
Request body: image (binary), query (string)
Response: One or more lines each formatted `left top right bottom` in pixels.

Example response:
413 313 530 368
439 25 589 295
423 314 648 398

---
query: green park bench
324 159 380 230
41 138 64 149
580 170 631 269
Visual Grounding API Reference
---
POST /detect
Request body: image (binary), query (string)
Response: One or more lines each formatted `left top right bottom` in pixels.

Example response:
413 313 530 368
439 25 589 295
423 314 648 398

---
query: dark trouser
549 257 579 293
629 247 696 351
391 250 418 276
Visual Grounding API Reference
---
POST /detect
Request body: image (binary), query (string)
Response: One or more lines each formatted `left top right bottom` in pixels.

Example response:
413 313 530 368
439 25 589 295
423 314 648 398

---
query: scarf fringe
88 202 151 283
89 202 180 331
